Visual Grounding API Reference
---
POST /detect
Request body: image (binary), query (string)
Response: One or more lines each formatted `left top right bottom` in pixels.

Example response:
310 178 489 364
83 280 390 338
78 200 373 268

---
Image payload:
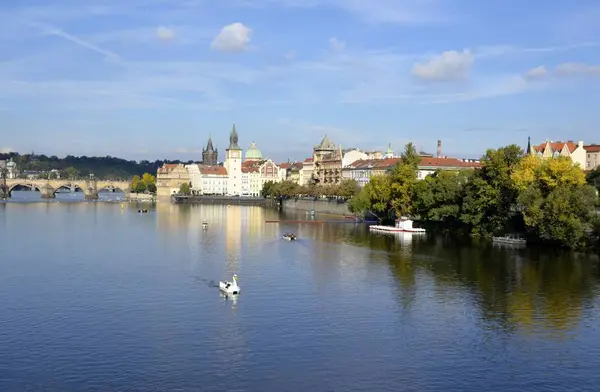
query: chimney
437 140 442 158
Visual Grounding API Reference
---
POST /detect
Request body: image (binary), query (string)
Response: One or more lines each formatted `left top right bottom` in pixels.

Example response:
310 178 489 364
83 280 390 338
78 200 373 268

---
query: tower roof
228 122 241 150
315 134 335 150
205 136 215 152
244 142 263 161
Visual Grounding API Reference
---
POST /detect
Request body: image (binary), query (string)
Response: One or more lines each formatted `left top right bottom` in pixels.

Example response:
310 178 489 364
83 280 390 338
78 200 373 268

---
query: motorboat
202 221 208 229
369 217 426 233
138 209 148 213
219 274 240 295
282 233 297 241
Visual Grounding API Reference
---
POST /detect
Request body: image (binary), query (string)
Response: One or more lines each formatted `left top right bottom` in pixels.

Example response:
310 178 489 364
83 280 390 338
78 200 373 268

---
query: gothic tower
202 136 218 165
225 123 243 196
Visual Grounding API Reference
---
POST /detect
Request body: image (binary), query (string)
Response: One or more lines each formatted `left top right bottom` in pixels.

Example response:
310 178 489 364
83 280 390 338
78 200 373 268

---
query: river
1 193 600 391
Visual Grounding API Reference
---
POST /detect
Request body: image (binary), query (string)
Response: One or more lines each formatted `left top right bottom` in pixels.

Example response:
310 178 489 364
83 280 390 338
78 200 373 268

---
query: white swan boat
219 274 240 295
369 217 426 233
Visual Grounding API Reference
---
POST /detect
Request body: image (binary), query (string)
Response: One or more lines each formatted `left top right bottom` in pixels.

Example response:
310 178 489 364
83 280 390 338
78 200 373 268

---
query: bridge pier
39 184 55 199
84 192 99 200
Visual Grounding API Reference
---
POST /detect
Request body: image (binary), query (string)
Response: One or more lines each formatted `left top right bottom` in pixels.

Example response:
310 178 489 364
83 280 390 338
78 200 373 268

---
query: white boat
369 217 426 233
202 221 208 229
492 234 526 246
219 274 240 295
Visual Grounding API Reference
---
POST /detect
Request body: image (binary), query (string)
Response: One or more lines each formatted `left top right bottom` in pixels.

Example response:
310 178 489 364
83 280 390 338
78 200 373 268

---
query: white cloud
329 37 346 52
0 147 14 154
156 26 175 41
555 62 600 76
523 66 548 80
524 62 600 81
210 22 252 52
412 49 474 81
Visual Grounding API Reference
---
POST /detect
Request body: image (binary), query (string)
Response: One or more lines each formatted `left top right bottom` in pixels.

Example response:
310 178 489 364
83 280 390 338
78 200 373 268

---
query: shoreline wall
173 195 268 206
282 198 350 216
127 193 155 202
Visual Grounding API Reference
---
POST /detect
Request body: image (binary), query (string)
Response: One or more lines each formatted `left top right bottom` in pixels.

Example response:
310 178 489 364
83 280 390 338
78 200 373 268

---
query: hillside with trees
0 152 190 180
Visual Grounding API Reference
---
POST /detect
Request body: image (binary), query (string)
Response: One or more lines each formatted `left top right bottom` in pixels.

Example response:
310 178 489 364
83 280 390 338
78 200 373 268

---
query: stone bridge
0 179 130 200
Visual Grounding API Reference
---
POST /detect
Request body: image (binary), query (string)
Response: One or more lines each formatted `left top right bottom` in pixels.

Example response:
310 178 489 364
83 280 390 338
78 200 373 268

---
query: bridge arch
7 183 42 194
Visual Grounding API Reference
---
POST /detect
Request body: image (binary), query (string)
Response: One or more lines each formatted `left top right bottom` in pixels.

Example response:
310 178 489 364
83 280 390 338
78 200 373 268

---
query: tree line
349 143 600 249
0 152 187 180
261 179 360 199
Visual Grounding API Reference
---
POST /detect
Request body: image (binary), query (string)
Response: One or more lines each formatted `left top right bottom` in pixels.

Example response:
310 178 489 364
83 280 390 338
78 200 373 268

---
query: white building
224 124 243 196
200 165 228 195
185 164 202 194
342 149 368 168
299 158 314 186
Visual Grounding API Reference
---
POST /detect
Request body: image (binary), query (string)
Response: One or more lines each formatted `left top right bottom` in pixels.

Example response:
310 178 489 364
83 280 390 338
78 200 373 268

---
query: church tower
225 123 243 196
202 136 218 165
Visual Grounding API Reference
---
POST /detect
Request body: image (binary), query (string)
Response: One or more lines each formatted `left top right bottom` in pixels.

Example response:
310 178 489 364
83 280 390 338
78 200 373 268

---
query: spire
228 122 241 150
526 136 532 155
206 136 214 152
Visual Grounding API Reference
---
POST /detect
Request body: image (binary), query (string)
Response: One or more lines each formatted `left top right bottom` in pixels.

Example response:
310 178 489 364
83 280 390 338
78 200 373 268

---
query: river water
1 192 600 391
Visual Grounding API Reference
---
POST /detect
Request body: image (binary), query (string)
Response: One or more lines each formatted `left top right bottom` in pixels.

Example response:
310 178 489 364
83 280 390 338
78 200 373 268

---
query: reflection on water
153 204 600 339
1 202 600 391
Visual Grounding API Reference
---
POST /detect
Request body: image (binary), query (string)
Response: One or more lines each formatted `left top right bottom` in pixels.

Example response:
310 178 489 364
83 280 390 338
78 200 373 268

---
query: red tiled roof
345 157 480 170
584 144 600 153
242 167 259 173
534 141 577 153
279 163 291 169
199 165 227 175
303 157 313 163
418 157 481 168
157 163 179 173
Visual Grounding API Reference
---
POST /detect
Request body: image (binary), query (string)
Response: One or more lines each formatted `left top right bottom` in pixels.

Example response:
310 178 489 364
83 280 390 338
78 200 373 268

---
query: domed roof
245 142 263 161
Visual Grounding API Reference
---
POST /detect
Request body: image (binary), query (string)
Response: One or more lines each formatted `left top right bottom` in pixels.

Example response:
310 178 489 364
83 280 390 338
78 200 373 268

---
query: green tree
261 181 276 198
179 182 191 195
64 166 78 180
388 143 420 217
337 179 359 199
141 173 156 193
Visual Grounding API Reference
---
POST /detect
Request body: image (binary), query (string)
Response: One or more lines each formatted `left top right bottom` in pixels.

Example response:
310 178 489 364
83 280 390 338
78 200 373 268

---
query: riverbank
281 198 350 216
173 195 268 206
126 193 155 202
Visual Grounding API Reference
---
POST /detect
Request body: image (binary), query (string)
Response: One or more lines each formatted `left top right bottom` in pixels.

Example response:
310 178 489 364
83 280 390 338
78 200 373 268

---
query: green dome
245 142 263 161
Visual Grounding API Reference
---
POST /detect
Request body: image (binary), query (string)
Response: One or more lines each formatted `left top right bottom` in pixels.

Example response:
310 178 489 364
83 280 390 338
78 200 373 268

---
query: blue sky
1 0 600 162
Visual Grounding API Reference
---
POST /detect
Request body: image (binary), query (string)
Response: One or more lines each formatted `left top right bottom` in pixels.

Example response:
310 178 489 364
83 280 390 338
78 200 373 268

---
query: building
342 157 481 187
342 149 369 168
202 137 218 165
312 135 344 185
199 165 228 195
224 123 243 196
528 138 586 168
241 158 284 196
156 163 190 197
300 158 313 186
584 144 600 170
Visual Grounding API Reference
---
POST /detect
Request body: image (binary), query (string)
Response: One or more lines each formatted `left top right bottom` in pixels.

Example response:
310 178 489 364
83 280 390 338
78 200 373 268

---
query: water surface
1 201 599 391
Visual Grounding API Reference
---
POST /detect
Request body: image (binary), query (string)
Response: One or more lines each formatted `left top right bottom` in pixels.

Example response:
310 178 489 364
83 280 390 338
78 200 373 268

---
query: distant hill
0 152 194 180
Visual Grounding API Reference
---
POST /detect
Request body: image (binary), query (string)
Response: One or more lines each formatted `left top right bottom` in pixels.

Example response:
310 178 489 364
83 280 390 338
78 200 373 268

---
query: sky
1 0 600 163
